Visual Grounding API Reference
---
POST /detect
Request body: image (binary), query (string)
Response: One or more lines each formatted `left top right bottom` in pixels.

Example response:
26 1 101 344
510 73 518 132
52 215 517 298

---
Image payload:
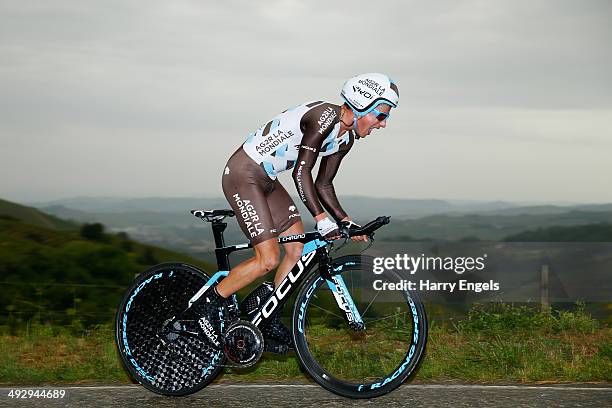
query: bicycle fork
320 249 366 331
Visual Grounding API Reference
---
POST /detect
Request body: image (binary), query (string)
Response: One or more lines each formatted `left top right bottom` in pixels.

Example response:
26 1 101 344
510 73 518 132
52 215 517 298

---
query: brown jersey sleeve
292 103 340 218
315 131 354 222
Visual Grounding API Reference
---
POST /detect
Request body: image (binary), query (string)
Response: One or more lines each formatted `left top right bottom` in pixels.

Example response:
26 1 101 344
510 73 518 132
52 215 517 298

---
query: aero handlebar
340 216 391 239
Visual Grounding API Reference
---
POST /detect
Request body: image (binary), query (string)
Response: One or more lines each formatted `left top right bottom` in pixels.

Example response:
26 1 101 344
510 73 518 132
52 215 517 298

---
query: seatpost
212 220 231 270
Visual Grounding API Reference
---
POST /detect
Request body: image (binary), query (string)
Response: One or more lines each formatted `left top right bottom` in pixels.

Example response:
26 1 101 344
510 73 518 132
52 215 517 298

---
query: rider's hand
317 217 339 240
340 218 368 242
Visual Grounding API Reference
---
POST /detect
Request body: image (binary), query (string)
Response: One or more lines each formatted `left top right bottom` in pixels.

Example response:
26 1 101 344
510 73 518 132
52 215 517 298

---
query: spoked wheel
292 255 428 399
115 262 225 396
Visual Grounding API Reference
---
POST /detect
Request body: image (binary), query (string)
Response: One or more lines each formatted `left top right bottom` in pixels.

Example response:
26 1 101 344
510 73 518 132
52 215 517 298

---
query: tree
80 223 107 242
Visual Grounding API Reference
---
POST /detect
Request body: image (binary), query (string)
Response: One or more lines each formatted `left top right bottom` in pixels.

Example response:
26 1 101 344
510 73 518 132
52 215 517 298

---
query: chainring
222 320 264 367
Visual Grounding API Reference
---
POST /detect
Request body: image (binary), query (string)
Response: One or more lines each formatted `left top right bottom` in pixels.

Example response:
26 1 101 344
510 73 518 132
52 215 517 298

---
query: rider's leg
265 179 305 286
274 221 305 286
261 188 304 350
262 223 304 349
216 238 280 297
219 148 283 298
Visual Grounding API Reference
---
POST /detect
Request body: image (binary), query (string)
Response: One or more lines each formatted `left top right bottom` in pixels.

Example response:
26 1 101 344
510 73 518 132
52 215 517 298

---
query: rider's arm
292 103 339 219
315 133 354 222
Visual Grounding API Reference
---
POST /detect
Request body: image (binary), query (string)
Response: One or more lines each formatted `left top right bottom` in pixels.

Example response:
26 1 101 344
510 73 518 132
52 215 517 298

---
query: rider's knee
258 256 279 275
285 243 304 262
255 246 280 275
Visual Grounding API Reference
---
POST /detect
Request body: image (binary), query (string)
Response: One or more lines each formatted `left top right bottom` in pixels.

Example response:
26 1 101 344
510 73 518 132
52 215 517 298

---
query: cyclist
195 73 399 350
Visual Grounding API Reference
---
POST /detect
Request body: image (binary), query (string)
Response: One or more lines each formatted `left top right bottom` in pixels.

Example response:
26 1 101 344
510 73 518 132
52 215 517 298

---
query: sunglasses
371 108 390 122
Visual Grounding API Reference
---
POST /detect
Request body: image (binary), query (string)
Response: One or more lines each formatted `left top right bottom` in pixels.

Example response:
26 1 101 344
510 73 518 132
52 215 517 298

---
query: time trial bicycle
115 209 428 399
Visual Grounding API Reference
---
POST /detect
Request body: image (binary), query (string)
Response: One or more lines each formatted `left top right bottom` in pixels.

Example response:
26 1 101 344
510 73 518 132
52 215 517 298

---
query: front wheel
115 262 225 396
292 255 428 399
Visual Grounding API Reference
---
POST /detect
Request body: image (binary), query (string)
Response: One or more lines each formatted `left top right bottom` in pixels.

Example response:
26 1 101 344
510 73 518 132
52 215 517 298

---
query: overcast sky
1 0 611 204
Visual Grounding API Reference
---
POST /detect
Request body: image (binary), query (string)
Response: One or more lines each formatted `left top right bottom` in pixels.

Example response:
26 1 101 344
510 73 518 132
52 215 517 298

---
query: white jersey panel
242 101 347 179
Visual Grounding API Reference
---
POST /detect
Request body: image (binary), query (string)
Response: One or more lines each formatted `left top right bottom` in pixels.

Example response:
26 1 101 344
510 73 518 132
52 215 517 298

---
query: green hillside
0 215 215 328
0 198 76 230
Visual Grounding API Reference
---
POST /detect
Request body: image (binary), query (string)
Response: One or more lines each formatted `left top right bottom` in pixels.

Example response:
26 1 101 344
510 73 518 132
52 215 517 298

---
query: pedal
225 297 241 322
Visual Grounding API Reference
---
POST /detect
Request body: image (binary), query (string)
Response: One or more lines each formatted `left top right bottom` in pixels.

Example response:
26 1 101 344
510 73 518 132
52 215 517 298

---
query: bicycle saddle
191 209 235 219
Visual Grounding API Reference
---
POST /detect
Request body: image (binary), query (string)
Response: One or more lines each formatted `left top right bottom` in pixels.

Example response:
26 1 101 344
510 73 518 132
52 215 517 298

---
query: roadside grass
1 304 610 385
0 323 129 383
418 303 611 383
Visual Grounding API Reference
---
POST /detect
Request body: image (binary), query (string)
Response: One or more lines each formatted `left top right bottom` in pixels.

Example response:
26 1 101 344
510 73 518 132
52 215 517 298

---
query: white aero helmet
341 73 399 116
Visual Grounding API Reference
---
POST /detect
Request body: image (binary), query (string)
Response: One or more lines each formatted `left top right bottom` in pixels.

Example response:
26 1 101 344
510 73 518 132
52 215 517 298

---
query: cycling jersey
222 101 354 244
243 101 354 220
243 101 350 178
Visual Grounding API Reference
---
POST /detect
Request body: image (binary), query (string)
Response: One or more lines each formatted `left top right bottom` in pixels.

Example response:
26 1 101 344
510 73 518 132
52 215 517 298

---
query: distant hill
475 204 612 216
34 196 230 214
503 223 612 242
378 210 612 241
33 196 612 220
32 195 520 219
0 198 77 230
575 203 612 212
31 196 612 260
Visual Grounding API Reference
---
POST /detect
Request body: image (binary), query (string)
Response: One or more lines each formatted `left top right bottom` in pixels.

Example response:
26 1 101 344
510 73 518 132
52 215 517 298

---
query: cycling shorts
221 148 302 245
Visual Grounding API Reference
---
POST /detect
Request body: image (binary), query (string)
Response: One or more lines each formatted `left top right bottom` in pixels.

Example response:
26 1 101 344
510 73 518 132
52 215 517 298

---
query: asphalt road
1 384 610 408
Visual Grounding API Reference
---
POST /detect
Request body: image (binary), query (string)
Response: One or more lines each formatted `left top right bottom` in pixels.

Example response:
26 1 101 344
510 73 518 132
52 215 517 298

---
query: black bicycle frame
186 219 362 328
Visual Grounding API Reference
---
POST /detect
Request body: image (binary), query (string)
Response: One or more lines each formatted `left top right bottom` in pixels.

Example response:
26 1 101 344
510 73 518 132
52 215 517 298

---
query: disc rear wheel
115 262 224 396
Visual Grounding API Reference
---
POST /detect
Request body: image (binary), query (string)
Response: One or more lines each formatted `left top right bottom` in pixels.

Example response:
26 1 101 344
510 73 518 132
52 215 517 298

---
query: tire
115 262 225 396
292 255 428 399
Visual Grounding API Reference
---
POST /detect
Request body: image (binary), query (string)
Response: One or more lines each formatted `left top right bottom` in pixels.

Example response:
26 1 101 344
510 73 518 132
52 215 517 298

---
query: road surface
1 383 610 407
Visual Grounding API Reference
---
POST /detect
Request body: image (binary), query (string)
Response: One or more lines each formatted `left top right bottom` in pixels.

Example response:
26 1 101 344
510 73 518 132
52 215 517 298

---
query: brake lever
360 233 375 254
334 236 350 252
333 225 350 252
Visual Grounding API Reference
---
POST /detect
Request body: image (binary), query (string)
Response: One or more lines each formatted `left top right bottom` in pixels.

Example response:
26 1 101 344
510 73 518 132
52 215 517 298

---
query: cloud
1 0 611 202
